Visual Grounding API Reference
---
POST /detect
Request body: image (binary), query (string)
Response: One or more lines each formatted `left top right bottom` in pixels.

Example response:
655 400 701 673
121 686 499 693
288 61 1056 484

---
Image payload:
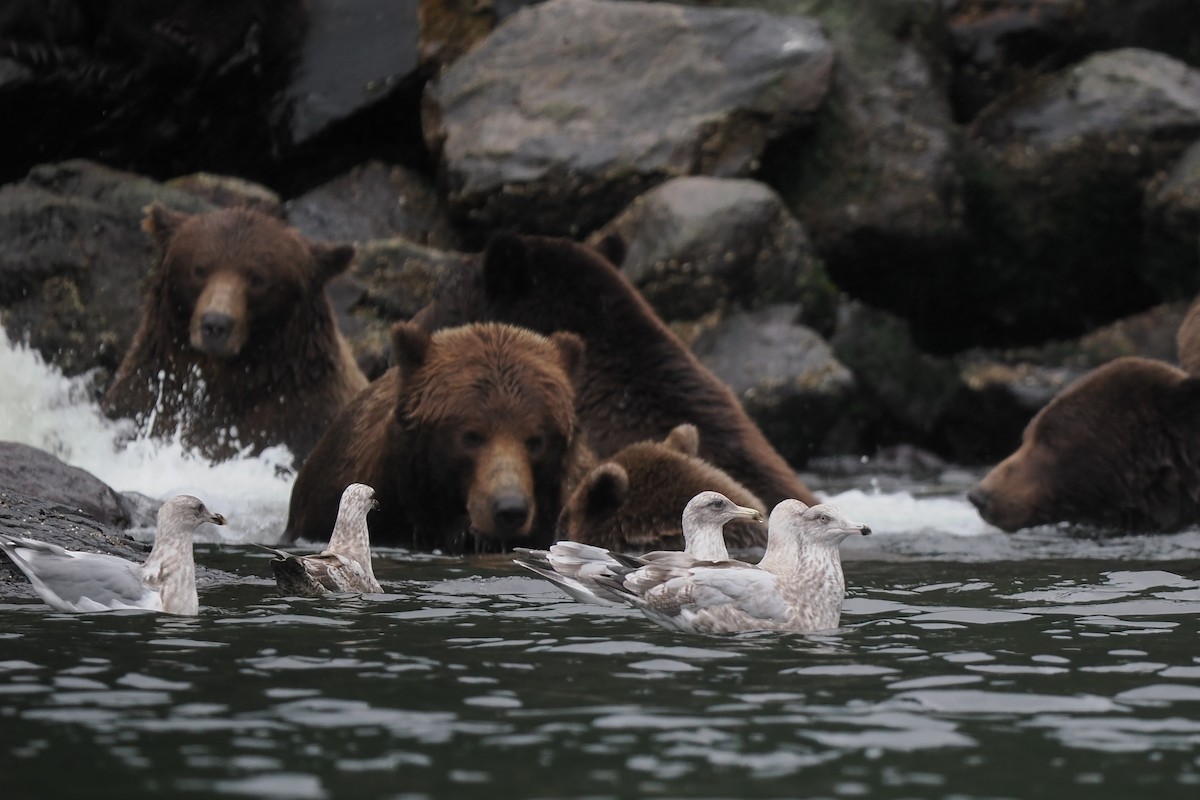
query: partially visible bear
968 356 1200 532
412 233 819 510
282 321 591 550
103 204 368 464
558 423 768 553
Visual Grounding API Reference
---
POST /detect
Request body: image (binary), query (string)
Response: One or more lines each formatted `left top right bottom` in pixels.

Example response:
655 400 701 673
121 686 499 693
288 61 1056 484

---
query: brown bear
558 423 768 553
282 321 591 550
412 233 819 510
103 204 368 465
968 356 1200 532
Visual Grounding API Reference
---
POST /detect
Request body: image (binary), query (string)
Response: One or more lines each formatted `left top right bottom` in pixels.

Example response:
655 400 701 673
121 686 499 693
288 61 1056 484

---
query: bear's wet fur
103 204 367 464
412 232 818 510
282 321 591 550
559 423 768 554
969 356 1200 532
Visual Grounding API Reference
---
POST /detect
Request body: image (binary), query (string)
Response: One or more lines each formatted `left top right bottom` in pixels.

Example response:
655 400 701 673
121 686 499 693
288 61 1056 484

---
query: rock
947 0 1200 121
285 160 460 249
763 0 968 352
1143 142 1200 299
958 48 1200 345
341 238 475 376
692 304 856 465
0 442 133 529
423 0 834 236
588 176 836 331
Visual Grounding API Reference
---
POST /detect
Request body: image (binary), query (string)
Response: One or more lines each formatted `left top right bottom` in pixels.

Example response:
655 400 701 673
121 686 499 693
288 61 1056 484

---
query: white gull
514 491 763 604
601 500 870 634
260 483 382 596
0 495 225 615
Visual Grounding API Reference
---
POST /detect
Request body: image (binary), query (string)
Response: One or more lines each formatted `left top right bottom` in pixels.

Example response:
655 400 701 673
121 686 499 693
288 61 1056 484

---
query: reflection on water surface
4 548 1200 799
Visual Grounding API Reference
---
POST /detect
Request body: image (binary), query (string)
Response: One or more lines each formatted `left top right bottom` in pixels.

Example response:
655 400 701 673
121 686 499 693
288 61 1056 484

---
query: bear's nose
966 487 989 515
199 312 235 349
492 492 531 534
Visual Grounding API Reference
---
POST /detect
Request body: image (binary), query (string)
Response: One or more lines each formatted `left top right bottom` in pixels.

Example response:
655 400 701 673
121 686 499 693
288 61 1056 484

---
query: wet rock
0 442 133 529
1143 142 1200 300
285 161 460 249
588 176 836 331
763 0 968 352
424 0 834 237
955 48 1200 347
692 304 856 465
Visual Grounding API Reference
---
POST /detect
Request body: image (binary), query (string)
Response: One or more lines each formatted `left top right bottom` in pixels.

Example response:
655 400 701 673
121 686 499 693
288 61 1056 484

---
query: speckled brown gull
261 483 382 597
513 491 763 604
0 495 225 615
601 500 870 634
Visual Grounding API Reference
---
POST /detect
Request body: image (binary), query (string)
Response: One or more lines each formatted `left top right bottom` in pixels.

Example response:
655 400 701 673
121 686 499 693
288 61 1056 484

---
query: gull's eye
709 499 724 509
819 514 830 524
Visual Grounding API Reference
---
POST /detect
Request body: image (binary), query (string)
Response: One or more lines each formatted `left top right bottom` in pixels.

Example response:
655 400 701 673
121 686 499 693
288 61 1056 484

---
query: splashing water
0 329 293 543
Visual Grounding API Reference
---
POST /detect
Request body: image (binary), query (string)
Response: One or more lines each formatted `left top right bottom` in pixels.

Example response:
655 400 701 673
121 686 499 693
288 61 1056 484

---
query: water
3 332 1200 799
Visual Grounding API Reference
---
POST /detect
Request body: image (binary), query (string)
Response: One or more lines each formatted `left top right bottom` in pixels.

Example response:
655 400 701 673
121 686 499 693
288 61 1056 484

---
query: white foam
820 488 993 538
0 329 292 543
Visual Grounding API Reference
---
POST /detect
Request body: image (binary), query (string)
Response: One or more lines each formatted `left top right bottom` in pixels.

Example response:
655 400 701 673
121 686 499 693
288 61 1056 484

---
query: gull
260 483 382 597
599 500 870 634
0 495 225 615
514 491 763 604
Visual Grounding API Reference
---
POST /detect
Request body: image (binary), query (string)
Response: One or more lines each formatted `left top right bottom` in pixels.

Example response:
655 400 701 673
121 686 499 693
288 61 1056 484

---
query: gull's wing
0 537 159 612
629 564 791 633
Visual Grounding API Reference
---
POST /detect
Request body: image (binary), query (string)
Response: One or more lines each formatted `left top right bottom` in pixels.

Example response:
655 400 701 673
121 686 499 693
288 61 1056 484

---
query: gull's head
159 495 226 530
769 500 870 547
682 491 765 534
339 483 380 518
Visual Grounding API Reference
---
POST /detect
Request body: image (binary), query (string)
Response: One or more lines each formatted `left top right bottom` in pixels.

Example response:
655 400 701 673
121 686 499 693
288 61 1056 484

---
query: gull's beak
371 498 381 511
209 512 227 526
856 524 871 536
734 505 765 523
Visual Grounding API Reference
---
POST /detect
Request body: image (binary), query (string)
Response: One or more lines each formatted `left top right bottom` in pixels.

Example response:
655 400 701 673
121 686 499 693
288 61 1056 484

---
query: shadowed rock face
423 0 834 236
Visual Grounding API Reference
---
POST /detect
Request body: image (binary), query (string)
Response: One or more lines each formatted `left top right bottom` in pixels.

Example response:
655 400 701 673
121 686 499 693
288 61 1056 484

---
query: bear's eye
192 264 210 280
525 435 544 456
247 272 266 290
462 431 485 449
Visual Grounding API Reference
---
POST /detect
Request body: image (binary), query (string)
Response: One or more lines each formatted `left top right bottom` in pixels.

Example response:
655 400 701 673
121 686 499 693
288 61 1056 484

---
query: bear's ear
310 241 356 285
584 462 629 520
590 231 627 268
550 332 585 383
664 424 700 456
390 321 431 384
142 203 190 249
483 232 533 300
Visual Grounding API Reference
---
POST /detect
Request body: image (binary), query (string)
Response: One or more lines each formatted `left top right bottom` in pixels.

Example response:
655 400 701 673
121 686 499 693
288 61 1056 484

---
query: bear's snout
190 272 249 357
467 436 537 540
198 312 236 352
491 491 532 535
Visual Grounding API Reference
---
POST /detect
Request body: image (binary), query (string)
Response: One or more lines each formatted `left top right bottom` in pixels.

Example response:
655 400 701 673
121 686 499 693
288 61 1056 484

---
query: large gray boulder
1143 141 1200 300
0 442 137 529
589 176 836 329
692 304 856 465
424 0 834 236
762 0 967 351
960 48 1200 345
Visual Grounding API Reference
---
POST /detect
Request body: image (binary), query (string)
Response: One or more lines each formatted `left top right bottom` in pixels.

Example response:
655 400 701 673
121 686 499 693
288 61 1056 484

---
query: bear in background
103 204 368 465
968 356 1200 532
559 423 768 553
412 233 819 511
282 321 591 551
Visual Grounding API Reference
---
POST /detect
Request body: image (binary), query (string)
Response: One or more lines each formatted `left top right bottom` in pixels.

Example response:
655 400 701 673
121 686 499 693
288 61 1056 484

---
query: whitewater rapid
0 328 996 547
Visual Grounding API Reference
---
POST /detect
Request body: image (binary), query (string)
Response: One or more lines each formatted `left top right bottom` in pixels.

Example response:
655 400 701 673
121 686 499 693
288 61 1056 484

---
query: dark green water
4 542 1200 800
